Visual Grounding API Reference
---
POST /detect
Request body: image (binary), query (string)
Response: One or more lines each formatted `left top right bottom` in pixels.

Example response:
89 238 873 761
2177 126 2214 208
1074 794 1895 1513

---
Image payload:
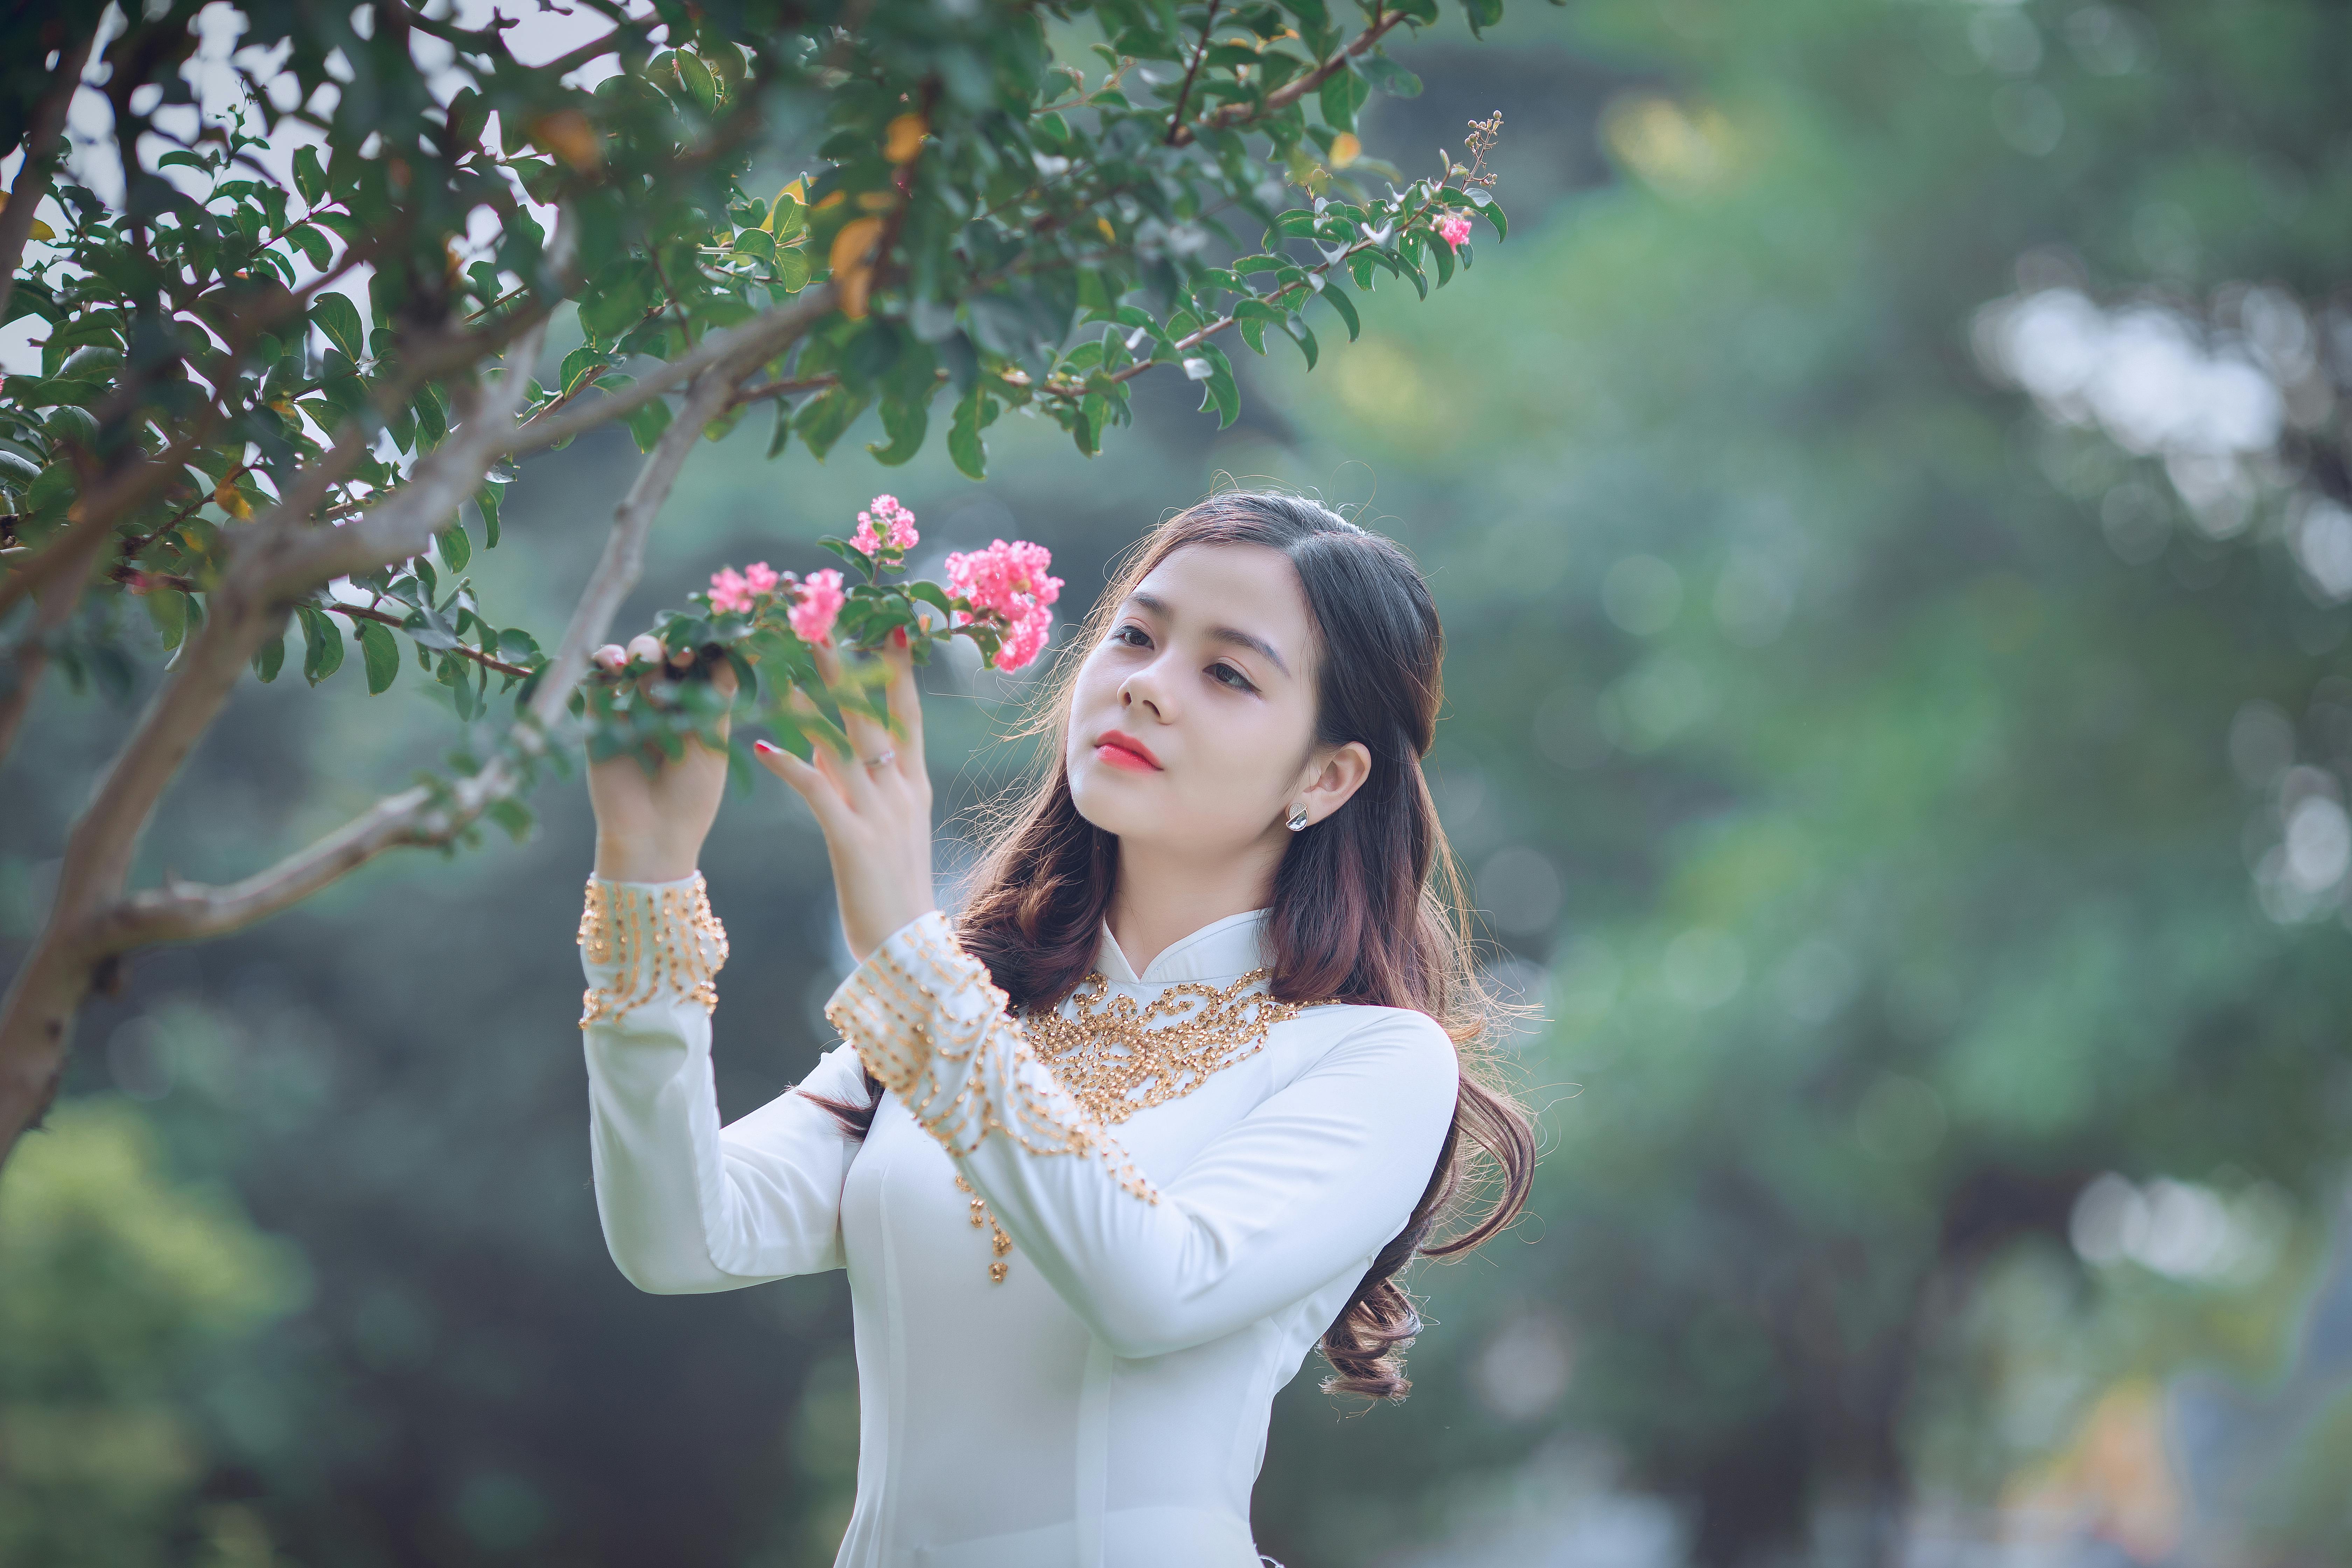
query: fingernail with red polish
892 626 908 648
754 739 778 755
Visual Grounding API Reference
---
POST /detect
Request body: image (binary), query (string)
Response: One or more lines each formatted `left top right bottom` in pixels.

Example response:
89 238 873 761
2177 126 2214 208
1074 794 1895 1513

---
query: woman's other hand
753 629 937 962
587 633 734 883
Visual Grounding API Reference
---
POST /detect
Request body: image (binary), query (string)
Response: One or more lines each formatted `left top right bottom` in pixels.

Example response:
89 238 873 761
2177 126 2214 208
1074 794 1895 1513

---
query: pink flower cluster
705 558 844 643
788 568 845 644
851 493 919 558
1436 213 1473 251
945 538 1061 672
707 560 782 615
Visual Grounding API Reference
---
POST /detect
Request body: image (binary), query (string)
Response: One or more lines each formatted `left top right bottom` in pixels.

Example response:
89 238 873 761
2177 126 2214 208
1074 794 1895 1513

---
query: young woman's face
1065 542 1341 856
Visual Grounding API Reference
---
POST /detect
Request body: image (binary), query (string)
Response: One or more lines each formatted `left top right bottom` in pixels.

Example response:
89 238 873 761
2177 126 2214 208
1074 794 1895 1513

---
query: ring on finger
861 748 897 770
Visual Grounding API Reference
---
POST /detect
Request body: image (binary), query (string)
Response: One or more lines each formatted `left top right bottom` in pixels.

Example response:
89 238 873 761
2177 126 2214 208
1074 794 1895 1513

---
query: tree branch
504 282 838 457
84 363 750 956
0 319 553 1163
1163 0 1224 147
0 20 97 324
1167 10 1408 148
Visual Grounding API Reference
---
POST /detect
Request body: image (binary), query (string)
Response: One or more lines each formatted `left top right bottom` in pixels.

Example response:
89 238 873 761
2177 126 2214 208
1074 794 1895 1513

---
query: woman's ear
1295 741 1373 827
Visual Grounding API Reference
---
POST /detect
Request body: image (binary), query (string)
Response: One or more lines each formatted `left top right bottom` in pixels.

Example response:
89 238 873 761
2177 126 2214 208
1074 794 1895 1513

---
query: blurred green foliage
4 0 2351 1564
0 1098 306 1566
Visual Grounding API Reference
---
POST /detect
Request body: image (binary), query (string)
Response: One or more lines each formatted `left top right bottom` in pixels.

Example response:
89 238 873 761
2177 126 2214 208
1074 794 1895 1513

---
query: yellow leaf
1097 216 1115 241
1330 133 1361 168
214 478 252 519
529 110 602 172
830 216 886 321
30 219 55 241
764 178 807 232
884 113 928 165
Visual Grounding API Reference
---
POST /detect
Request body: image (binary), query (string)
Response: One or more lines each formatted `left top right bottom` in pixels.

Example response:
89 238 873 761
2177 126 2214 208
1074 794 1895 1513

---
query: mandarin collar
1094 908 1272 986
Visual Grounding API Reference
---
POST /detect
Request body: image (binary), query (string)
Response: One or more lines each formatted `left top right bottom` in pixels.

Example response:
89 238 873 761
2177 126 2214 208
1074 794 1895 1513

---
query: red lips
1093 729 1162 771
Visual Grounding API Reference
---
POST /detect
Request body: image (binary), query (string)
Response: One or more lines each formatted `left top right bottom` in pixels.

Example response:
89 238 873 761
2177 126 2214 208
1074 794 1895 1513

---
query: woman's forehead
1130 543 1304 621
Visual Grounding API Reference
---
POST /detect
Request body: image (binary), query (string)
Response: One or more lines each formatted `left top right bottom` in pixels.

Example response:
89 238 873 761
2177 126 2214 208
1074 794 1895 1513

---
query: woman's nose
1119 672 1165 721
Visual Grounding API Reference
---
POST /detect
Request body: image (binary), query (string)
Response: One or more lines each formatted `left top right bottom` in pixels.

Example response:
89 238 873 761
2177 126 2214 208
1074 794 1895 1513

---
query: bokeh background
6 0 2352 1563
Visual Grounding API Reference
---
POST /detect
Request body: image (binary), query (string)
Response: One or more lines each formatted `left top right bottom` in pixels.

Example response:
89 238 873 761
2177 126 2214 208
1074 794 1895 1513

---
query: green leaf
437 521 471 575
1318 65 1369 133
577 271 651 342
1318 278 1362 340
772 248 812 292
312 293 366 364
298 604 345 685
145 586 188 651
293 145 328 204
792 386 871 461
285 224 331 270
1283 314 1320 370
1470 189 1508 240
625 396 673 453
1193 343 1240 429
475 483 503 548
767 399 793 459
948 386 996 481
358 619 400 693
674 51 718 113
867 393 930 467
413 384 449 445
559 344 610 396
1461 0 1503 35
486 797 536 844
1359 54 1422 98
252 629 286 684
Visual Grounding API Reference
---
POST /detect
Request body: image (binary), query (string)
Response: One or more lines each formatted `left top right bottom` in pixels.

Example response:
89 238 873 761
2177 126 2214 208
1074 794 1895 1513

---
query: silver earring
1286 803 1310 832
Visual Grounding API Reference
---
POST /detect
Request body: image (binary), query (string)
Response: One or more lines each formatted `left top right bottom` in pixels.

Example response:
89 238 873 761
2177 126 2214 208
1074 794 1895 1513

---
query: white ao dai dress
575 874 1459 1568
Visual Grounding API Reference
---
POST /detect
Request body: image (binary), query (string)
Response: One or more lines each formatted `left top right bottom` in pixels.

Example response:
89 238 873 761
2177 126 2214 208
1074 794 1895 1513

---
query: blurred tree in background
5 0 2351 1566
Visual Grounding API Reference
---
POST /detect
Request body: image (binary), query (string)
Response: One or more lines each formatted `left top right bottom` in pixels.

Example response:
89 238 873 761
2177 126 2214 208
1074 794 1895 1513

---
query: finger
623 632 669 702
690 653 738 750
784 681 861 797
753 737 849 832
812 637 891 766
881 625 925 782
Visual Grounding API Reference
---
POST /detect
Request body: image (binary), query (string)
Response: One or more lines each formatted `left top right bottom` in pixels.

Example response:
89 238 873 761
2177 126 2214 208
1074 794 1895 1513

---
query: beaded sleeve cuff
576 873 729 1028
825 910 1160 1206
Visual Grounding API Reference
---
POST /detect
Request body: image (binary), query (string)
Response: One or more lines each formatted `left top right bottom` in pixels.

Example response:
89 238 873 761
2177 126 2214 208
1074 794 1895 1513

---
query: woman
578 491 1535 1567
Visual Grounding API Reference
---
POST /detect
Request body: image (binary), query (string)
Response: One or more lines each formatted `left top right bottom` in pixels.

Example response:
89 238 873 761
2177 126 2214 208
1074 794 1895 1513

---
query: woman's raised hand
586 632 735 884
753 628 937 963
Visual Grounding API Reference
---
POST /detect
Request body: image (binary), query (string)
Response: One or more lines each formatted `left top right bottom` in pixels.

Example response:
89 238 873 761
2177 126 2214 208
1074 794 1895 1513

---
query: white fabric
579 879 1460 1568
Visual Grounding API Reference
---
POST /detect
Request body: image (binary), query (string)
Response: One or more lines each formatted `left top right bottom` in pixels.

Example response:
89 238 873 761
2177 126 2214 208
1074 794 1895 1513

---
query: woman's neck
1106 833 1284 976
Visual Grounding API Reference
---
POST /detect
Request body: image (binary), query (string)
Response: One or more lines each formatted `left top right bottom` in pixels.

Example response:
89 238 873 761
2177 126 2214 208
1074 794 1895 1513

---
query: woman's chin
1068 771 1164 838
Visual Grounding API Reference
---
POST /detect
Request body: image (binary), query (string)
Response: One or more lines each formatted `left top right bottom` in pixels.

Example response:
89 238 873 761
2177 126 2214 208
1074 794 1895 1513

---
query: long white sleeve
823 910 1460 1358
578 874 866 1294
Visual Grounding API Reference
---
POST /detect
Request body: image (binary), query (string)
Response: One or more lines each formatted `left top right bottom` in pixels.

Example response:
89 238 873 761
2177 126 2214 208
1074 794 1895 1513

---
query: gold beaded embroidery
955 1172 1015 1283
1023 969 1324 1126
825 915 1156 1202
824 912 1332 1284
576 874 729 1027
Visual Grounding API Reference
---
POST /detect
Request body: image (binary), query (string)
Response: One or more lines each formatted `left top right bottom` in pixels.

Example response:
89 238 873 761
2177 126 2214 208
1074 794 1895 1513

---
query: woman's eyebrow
1128 590 1289 676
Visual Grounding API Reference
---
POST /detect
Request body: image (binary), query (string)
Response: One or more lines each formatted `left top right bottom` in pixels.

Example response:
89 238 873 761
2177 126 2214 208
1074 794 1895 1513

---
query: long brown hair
804 491 1538 1401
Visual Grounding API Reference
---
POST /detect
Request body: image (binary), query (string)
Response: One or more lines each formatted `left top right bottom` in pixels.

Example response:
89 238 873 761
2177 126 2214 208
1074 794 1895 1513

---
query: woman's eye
1209 663 1254 692
1111 625 1150 648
